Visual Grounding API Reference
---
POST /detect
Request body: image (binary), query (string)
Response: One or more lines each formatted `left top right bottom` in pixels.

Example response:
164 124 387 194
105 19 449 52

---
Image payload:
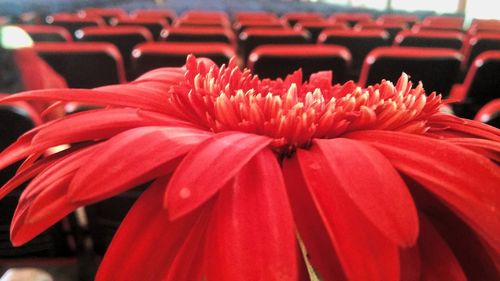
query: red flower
0 55 499 281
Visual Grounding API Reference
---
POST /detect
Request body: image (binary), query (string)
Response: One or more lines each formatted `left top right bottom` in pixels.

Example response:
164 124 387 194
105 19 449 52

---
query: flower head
0 55 499 281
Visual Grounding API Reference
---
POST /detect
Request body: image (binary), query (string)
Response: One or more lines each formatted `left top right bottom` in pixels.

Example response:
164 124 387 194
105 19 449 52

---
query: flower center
166 55 442 151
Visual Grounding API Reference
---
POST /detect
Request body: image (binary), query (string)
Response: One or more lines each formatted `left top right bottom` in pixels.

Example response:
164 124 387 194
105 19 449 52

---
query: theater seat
394 30 464 50
131 42 235 78
76 26 153 80
80 7 127 24
318 29 390 80
111 17 169 40
130 9 176 24
449 51 500 118
421 16 464 31
16 25 72 42
475 99 500 128
45 14 105 39
160 26 236 46
463 33 500 71
234 19 287 33
34 42 126 88
174 17 230 29
239 28 310 63
295 21 348 42
467 19 500 35
282 12 324 26
359 47 462 97
355 22 407 42
328 12 373 27
234 11 278 22
248 44 351 82
376 14 418 27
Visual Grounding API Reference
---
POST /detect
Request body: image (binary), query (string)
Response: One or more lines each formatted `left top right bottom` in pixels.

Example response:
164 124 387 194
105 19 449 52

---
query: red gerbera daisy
0 55 499 281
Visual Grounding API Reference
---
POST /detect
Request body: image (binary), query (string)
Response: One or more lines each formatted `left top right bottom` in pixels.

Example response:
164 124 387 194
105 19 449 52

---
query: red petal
399 246 421 281
11 172 75 246
69 126 211 204
95 177 210 281
418 214 467 281
205 149 298 281
0 129 39 171
0 88 167 113
283 157 347 281
347 130 500 252
165 131 272 220
445 138 500 163
295 146 400 281
428 113 500 142
314 138 419 246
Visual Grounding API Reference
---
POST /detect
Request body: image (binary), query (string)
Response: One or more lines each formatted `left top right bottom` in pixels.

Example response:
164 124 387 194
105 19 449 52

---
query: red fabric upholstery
422 16 464 29
328 12 373 26
294 21 348 42
394 30 465 50
234 19 287 33
46 14 105 38
16 24 72 42
359 46 462 97
181 10 229 22
282 12 324 25
80 7 128 23
318 29 389 79
376 14 419 26
130 9 176 24
174 17 230 28
355 22 407 41
131 42 235 78
160 26 236 46
234 11 278 22
239 28 310 61
33 42 126 88
462 33 500 70
468 19 500 35
248 44 351 82
76 26 153 80
475 99 500 126
111 17 169 40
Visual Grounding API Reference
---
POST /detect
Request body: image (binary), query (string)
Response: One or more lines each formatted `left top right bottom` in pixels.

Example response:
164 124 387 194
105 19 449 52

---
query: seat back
461 51 500 111
248 44 351 82
295 22 348 42
131 42 235 78
395 30 464 50
464 33 500 70
421 16 464 30
282 12 324 26
130 9 176 24
33 42 126 88
239 28 310 63
318 29 390 79
80 7 127 22
475 98 500 128
328 12 373 27
111 17 169 40
233 18 286 33
16 25 72 42
359 47 462 97
234 11 278 22
45 14 105 39
160 27 235 46
376 14 419 27
355 22 407 42
76 26 153 79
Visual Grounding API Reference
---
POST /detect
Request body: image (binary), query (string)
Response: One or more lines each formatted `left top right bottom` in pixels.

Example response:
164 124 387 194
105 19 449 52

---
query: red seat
359 46 462 97
234 11 278 22
181 10 229 22
33 42 126 88
76 26 153 80
474 99 500 128
131 42 235 78
16 24 72 42
173 17 230 29
45 14 105 39
130 9 176 24
160 26 236 46
234 18 287 33
248 44 351 82
355 22 407 41
376 14 419 26
449 51 500 118
239 28 310 62
282 12 324 26
80 7 128 23
295 21 348 42
462 33 500 71
468 19 500 35
394 30 464 50
422 16 464 29
328 12 373 27
110 17 169 40
318 29 390 79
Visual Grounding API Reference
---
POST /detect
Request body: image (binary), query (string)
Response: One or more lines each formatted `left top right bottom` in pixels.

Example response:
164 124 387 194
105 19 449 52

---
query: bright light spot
1 26 33 49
